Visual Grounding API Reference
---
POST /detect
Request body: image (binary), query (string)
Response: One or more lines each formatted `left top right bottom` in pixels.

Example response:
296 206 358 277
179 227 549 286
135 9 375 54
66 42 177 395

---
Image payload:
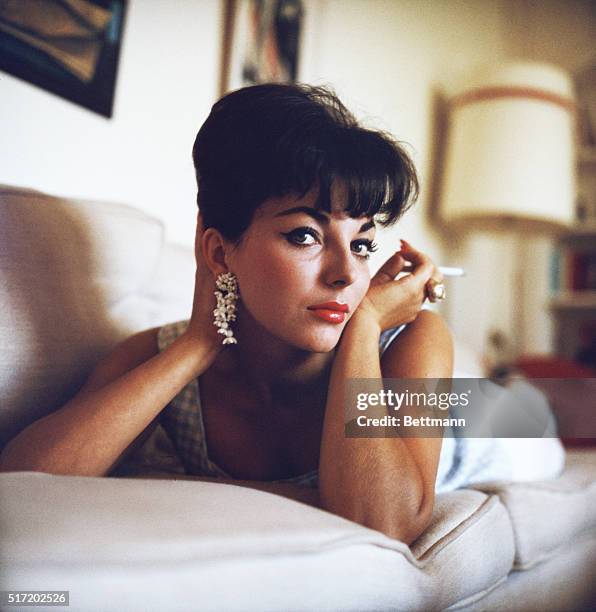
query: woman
0 84 562 545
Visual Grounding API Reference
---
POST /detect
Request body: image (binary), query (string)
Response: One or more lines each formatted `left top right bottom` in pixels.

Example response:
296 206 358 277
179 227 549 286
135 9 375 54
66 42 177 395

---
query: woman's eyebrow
274 206 375 232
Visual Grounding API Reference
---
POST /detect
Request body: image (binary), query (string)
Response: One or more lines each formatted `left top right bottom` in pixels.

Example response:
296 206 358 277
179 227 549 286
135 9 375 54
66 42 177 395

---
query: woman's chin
290 327 343 353
239 310 344 353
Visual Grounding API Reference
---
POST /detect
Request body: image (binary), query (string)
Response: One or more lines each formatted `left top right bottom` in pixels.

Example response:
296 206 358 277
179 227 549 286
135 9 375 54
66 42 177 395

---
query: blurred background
0 0 594 376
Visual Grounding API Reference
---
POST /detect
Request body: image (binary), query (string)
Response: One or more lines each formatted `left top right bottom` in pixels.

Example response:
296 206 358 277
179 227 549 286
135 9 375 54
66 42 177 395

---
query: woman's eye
282 229 377 258
282 227 319 246
352 239 379 259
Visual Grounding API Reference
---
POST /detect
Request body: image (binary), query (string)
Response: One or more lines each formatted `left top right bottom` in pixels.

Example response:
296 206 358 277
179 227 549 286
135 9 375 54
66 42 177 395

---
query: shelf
558 224 596 249
561 223 596 236
550 291 596 310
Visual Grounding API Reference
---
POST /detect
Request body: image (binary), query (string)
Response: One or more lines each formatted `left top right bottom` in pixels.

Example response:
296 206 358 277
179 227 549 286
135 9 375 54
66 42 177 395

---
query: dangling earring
213 272 239 345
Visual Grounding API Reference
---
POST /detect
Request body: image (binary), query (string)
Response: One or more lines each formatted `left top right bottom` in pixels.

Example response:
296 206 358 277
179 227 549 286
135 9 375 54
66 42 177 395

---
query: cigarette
401 262 465 277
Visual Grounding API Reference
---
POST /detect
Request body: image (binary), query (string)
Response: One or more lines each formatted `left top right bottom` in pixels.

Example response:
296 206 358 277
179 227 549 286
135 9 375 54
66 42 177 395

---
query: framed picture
220 0 304 96
0 0 127 118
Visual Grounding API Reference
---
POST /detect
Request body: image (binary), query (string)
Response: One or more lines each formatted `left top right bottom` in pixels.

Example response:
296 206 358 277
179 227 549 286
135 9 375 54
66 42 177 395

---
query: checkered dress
156 320 408 489
155 321 567 493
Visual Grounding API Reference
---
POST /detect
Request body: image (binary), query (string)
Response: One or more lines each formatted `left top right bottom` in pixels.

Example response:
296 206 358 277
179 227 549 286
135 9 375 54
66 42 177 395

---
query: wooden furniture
550 145 596 365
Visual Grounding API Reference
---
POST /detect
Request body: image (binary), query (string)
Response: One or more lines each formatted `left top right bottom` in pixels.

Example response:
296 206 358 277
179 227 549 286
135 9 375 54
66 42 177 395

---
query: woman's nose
323 247 358 288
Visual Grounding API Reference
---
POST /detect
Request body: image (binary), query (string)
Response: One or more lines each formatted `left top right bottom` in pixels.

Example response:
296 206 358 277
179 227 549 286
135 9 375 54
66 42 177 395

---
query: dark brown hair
192 83 419 242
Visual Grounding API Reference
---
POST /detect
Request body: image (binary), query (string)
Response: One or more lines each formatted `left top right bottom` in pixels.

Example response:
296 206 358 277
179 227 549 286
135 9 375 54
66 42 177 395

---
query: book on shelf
569 252 596 291
552 234 596 295
549 247 561 294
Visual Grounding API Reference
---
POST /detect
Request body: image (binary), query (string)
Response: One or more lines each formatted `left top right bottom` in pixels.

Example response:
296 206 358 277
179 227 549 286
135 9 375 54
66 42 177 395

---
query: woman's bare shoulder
79 327 161 395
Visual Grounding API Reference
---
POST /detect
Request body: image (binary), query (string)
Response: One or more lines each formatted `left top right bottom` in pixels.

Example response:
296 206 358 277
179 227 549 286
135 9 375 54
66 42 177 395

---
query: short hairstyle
192 83 419 242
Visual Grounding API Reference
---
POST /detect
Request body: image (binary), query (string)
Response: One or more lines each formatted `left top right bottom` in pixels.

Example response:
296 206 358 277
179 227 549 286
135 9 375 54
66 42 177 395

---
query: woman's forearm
141 473 321 508
318 316 428 543
0 334 217 477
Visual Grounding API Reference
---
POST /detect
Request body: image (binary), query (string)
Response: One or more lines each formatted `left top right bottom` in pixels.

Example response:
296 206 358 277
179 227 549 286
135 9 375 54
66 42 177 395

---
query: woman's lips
308 309 346 324
307 302 349 324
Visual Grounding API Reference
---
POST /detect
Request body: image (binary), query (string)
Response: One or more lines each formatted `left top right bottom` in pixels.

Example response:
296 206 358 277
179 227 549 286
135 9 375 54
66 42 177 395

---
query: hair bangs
307 128 419 226
194 83 419 241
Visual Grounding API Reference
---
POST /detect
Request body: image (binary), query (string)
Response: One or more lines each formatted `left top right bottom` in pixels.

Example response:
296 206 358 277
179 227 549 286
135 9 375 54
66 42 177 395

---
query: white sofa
1 185 595 611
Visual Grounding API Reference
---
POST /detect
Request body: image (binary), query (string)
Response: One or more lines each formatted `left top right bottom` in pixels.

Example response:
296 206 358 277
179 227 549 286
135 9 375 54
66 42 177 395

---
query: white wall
0 0 510 358
0 0 221 247
301 0 505 267
503 0 595 73
301 0 594 360
2 0 592 360
300 0 507 356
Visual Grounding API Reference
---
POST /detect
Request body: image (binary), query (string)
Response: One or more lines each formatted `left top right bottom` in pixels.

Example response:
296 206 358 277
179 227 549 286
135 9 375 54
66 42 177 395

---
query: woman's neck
209 314 334 409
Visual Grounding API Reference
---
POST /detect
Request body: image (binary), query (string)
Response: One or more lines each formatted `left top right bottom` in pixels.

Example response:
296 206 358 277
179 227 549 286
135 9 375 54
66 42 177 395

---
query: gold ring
426 279 446 302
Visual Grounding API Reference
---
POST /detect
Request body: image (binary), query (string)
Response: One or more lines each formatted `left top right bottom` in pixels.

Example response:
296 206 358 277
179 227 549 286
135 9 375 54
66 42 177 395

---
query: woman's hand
352 240 444 332
183 213 225 353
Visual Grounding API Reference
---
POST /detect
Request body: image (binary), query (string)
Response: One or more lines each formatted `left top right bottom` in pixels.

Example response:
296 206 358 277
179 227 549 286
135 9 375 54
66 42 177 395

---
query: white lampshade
441 61 576 230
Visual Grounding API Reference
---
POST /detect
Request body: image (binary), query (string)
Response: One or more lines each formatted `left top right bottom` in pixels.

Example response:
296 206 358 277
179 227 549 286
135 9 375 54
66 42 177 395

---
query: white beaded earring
213 272 239 345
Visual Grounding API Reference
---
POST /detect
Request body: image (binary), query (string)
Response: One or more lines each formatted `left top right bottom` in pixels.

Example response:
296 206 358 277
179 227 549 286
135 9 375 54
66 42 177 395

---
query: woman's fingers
187 214 223 349
400 240 434 280
361 239 447 329
370 239 444 303
371 251 406 285
399 241 445 304
401 240 445 288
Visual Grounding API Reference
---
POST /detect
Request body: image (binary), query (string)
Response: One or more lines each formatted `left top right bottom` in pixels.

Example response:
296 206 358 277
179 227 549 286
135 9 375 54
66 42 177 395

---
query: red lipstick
308 302 349 312
307 301 349 324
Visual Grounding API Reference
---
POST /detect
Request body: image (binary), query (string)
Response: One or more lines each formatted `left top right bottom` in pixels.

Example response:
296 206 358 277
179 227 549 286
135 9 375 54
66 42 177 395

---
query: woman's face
226 188 376 352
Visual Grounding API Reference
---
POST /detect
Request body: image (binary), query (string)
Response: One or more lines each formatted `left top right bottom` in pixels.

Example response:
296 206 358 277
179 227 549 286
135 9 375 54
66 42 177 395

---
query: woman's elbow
380 502 434 545
0 444 36 473
0 442 52 474
349 488 435 546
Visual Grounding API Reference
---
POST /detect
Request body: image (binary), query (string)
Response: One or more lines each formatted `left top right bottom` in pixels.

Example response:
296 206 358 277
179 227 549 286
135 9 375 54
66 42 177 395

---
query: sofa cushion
412 489 500 558
449 535 596 611
138 242 195 327
472 448 596 569
0 185 165 448
0 471 514 611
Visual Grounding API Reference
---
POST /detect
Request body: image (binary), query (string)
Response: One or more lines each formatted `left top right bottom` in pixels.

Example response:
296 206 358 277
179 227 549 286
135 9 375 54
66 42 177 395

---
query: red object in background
515 356 595 378
514 356 596 448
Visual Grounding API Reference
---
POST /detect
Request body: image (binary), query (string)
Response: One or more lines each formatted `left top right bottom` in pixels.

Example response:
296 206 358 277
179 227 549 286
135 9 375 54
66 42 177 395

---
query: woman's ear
200 226 231 278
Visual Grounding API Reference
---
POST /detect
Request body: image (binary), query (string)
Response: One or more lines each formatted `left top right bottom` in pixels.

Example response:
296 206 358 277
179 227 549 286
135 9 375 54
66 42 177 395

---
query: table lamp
440 60 576 358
